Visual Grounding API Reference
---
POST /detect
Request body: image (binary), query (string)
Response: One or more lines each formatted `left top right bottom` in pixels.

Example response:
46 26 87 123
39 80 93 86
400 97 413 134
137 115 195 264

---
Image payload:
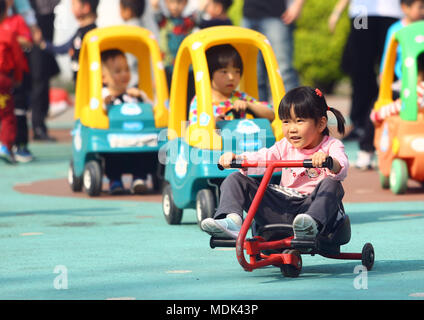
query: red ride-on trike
211 157 375 278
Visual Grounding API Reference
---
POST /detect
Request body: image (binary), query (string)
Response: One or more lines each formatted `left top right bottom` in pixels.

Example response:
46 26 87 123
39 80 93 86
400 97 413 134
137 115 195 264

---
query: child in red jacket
3 0 33 162
0 0 26 163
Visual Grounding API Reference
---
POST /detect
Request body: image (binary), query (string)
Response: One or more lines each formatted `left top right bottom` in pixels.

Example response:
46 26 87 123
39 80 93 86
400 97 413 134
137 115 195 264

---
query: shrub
228 0 244 26
294 0 350 92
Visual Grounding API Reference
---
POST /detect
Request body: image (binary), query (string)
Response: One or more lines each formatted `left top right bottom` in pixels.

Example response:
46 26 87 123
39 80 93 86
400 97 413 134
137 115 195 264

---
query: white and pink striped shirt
240 135 349 195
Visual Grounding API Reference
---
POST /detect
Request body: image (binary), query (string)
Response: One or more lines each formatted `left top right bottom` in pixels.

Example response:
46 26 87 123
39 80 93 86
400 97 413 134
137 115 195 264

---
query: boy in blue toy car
101 48 154 194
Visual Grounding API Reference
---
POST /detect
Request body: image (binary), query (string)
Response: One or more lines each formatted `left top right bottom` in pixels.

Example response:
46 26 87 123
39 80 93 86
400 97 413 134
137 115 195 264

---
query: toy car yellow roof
377 21 424 121
167 26 285 150
74 25 169 129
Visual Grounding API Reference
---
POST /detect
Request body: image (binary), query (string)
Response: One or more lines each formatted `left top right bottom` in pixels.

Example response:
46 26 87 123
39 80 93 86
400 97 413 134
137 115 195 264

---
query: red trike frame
229 159 371 274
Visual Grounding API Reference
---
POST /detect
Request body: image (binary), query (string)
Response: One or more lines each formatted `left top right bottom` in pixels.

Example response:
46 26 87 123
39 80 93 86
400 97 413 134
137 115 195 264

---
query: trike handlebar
217 156 334 171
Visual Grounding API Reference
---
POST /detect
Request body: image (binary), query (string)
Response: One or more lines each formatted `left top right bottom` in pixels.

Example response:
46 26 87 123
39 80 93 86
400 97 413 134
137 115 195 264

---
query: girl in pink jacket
201 86 349 240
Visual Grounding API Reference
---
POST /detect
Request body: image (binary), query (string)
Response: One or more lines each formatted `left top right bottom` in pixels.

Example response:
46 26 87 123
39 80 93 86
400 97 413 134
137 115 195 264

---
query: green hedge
294 0 350 91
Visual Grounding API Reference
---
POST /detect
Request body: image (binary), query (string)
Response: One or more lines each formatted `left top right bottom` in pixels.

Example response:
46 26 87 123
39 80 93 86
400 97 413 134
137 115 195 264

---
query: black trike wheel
361 243 375 271
68 160 83 192
280 249 302 278
83 160 102 196
196 189 216 227
162 184 183 225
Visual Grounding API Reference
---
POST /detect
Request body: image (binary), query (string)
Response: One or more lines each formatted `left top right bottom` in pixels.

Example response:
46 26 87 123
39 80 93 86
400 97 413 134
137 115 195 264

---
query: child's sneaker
355 150 374 170
13 145 34 163
292 214 319 240
200 213 242 239
0 144 15 164
131 178 148 194
109 180 124 195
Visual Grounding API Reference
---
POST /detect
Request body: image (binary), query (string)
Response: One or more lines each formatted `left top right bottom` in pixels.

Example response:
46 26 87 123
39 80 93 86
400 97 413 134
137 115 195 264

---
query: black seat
256 223 293 241
315 215 351 255
319 214 351 246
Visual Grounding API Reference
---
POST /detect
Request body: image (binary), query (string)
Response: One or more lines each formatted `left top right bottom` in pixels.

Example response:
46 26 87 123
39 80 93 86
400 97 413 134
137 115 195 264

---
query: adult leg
261 17 300 92
242 17 269 100
29 46 53 141
358 17 397 153
348 18 379 133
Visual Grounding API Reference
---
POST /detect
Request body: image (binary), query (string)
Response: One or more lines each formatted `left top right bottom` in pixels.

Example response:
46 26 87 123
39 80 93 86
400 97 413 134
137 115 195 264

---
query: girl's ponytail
327 106 346 136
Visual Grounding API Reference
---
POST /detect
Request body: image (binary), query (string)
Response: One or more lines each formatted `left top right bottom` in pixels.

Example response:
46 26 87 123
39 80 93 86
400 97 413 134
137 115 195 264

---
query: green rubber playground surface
0 139 423 301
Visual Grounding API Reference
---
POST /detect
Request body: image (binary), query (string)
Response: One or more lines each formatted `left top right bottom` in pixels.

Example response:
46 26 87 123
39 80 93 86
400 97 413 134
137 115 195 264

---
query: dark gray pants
216 172 345 233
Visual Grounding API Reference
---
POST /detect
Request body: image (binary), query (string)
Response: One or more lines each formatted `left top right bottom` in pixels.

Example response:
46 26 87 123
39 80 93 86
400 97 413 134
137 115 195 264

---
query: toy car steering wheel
224 107 255 119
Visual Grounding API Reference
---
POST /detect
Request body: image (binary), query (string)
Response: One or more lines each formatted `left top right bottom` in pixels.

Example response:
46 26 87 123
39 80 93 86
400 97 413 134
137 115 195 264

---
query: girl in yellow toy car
188 44 275 124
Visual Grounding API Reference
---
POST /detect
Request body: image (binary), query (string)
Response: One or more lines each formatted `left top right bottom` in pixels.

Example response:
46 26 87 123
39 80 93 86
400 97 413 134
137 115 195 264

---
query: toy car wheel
361 243 375 271
162 184 183 225
378 170 390 189
389 159 408 194
151 173 164 193
196 189 216 226
68 160 83 192
83 160 103 196
280 249 302 278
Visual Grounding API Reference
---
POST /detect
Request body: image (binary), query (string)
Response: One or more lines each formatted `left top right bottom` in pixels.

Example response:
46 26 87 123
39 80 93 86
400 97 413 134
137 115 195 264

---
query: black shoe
33 132 57 142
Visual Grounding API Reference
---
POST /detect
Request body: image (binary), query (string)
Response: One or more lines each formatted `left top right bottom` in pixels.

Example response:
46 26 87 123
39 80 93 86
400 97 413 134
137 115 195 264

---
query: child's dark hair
279 86 346 136
213 0 233 11
206 44 243 79
80 0 100 14
418 52 424 72
120 0 145 18
401 0 424 5
101 49 126 64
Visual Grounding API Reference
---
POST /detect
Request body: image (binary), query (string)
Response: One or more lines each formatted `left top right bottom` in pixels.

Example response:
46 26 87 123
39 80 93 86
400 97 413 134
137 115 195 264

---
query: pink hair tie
315 88 323 97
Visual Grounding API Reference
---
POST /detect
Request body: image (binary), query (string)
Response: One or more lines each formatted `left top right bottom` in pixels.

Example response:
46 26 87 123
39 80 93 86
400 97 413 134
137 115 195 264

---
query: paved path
1 101 423 300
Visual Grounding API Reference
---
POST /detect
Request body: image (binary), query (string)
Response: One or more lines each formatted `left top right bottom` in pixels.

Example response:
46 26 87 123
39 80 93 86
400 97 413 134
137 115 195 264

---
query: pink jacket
240 135 349 195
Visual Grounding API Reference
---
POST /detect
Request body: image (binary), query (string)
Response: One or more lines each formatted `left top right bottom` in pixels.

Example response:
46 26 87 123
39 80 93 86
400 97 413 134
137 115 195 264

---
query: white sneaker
292 214 319 240
355 150 374 170
201 213 242 239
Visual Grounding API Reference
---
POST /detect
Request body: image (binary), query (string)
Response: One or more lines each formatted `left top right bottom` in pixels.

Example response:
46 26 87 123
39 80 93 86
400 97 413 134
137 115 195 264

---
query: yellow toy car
161 26 285 226
68 25 169 196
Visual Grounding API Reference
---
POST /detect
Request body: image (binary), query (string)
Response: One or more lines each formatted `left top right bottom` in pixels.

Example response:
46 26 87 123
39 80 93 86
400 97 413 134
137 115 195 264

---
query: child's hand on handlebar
218 152 236 169
312 152 341 174
311 152 328 169
218 152 246 169
232 100 248 113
